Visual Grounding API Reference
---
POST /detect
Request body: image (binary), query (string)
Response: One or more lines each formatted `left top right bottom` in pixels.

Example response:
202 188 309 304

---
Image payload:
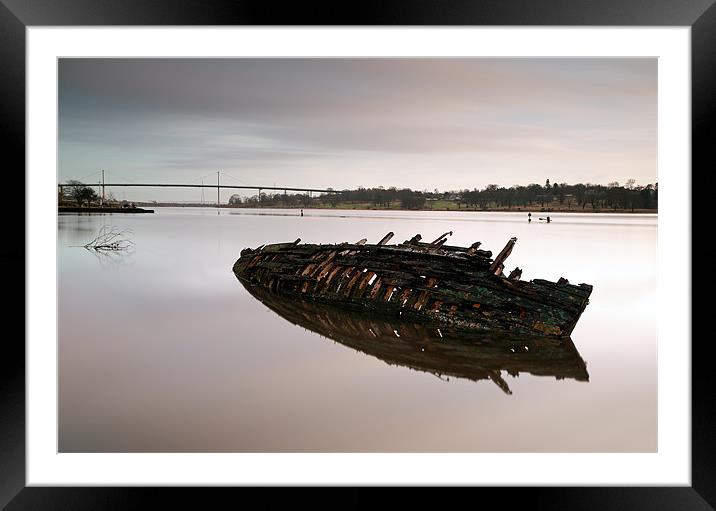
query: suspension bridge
59 170 337 206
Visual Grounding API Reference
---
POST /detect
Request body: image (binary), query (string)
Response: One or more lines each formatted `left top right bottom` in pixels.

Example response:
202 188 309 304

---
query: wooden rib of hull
233 239 593 339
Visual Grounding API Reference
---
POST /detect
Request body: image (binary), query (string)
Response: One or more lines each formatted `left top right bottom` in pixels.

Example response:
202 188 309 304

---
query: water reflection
71 224 135 266
238 279 589 394
58 208 655 452
83 245 134 266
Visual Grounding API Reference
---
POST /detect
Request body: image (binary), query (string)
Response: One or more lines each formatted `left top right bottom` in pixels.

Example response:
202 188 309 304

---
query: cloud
59 58 657 196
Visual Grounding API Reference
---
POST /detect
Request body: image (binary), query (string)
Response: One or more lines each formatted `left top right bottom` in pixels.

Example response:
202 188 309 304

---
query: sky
59 58 657 203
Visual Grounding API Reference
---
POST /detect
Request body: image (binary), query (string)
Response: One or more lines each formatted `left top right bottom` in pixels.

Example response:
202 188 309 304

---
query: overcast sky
59 58 657 202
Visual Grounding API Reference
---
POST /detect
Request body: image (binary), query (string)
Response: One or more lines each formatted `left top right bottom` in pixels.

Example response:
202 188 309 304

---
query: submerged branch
81 226 135 251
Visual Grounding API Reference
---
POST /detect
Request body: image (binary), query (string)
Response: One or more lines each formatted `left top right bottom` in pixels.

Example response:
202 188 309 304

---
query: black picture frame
2 1 711 509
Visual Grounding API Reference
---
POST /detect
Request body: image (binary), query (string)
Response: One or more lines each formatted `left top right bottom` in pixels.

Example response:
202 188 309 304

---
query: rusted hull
233 239 592 338
238 281 589 393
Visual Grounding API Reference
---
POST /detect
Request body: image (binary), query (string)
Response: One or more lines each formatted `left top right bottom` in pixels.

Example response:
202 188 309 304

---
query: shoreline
59 206 154 214
138 203 658 214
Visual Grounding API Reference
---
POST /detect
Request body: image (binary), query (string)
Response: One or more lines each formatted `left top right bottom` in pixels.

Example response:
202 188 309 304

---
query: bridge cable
219 171 249 185
189 171 219 184
73 170 102 182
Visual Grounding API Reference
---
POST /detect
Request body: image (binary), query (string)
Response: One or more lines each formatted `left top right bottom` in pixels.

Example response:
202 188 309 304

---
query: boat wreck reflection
238 280 589 394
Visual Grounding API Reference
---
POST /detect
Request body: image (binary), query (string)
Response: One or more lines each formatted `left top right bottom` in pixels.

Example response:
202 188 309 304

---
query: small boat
238 282 589 394
233 232 592 338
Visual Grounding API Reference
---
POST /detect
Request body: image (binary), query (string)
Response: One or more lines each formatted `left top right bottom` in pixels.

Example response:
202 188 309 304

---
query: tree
400 194 426 209
78 188 98 206
640 184 654 209
573 183 586 209
67 180 98 206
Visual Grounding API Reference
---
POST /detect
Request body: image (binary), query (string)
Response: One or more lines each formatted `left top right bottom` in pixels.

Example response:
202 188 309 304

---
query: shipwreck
232 232 593 339
238 281 589 394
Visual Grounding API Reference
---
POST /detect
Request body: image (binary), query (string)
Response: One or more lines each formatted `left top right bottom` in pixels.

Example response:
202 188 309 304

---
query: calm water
58 208 657 452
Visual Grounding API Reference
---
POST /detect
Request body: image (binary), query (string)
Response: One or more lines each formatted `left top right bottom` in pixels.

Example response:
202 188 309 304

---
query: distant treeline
229 179 658 212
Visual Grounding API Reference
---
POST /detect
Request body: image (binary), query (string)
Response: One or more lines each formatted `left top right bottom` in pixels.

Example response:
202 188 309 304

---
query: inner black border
2 1 711 509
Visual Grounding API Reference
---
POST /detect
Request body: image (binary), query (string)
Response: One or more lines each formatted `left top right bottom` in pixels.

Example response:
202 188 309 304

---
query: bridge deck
59 183 336 193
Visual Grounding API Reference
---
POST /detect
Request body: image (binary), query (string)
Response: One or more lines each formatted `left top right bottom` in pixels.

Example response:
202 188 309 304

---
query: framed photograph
3 0 710 508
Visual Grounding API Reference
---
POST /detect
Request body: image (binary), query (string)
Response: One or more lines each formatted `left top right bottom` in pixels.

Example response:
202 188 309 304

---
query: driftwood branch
81 226 135 251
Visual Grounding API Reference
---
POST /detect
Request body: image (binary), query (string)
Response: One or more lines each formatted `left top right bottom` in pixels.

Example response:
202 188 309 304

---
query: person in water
528 212 532 222
546 216 551 223
300 209 304 217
